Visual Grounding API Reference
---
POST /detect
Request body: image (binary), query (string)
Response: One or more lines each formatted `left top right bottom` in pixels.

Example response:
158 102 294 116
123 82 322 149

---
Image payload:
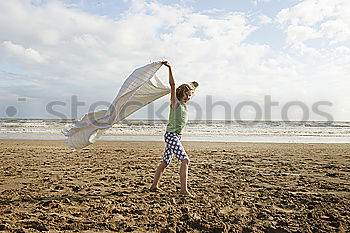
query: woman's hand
162 61 171 68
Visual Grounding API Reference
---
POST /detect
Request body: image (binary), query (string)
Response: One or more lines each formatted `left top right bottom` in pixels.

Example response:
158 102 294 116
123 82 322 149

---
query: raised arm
162 61 177 107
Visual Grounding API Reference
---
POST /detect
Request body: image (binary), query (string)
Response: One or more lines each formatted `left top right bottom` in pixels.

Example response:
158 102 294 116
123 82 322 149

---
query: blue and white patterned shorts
162 132 189 164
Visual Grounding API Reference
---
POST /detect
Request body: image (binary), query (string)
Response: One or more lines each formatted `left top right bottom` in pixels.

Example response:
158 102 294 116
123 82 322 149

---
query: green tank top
166 102 188 134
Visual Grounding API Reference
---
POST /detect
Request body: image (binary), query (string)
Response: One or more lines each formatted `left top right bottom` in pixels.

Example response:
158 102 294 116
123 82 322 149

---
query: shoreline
1 138 349 145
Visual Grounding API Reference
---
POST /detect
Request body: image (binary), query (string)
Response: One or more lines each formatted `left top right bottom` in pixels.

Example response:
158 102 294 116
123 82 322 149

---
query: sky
0 0 349 121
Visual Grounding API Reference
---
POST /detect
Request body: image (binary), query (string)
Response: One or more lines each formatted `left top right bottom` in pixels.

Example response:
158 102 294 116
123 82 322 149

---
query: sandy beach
0 139 349 232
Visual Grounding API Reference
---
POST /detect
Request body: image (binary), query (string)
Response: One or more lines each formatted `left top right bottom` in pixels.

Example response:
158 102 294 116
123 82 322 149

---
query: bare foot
180 190 194 198
149 186 163 192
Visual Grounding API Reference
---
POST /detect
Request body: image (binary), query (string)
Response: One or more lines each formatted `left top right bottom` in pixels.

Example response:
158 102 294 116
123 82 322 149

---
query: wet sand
0 139 349 232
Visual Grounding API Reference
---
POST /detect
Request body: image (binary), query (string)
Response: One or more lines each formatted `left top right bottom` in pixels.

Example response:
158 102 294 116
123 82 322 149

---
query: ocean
0 119 349 143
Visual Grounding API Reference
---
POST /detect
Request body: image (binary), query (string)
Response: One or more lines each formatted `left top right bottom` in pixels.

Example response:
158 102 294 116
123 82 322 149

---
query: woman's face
181 90 194 103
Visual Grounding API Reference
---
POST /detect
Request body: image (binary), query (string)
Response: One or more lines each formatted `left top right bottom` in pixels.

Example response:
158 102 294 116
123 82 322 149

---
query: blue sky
0 0 349 120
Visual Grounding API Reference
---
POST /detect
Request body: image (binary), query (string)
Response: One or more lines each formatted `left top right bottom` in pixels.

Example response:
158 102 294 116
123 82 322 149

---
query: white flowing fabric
62 61 170 150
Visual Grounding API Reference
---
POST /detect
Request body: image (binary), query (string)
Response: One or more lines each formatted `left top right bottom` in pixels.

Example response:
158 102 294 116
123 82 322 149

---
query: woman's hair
176 84 192 101
176 81 198 101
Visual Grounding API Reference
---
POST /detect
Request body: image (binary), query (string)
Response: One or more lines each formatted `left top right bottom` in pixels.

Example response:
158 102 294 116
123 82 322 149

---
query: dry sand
0 139 349 232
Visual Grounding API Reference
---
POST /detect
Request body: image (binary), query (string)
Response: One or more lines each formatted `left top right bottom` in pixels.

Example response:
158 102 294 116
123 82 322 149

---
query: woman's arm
162 61 177 108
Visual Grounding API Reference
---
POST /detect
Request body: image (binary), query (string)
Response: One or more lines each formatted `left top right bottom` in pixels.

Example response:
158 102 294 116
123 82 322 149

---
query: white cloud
277 0 350 45
285 25 320 46
320 20 350 45
276 0 350 65
41 29 61 45
276 0 339 26
252 0 272 7
258 15 272 25
0 1 260 102
2 41 46 63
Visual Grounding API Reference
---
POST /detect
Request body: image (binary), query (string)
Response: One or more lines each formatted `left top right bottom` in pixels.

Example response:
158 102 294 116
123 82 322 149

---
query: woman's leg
150 161 168 190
